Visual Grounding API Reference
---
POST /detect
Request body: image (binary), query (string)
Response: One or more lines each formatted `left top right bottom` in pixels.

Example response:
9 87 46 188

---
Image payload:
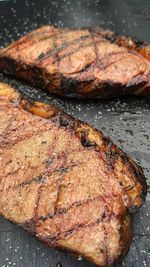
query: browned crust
0 83 147 267
0 25 150 99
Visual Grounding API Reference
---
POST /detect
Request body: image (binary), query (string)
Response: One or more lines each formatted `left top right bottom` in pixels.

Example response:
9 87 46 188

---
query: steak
0 82 147 266
0 26 150 99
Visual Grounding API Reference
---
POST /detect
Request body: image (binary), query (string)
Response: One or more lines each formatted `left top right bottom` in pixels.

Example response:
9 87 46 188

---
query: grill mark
39 194 111 222
0 120 52 149
36 34 91 63
97 51 137 71
15 175 43 188
0 127 48 148
33 137 61 232
57 34 107 62
0 116 15 143
38 153 123 222
58 39 107 65
55 31 61 77
62 61 94 80
98 51 130 70
45 218 100 244
103 219 109 265
59 41 93 61
33 174 46 234
4 141 79 192
52 153 67 214
8 162 75 191
89 29 146 74
2 30 60 54
1 166 44 193
89 28 99 59
41 207 112 245
2 105 141 213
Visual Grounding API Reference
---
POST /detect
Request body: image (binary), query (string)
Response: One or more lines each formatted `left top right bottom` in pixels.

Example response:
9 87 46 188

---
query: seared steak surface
0 83 147 266
0 26 150 98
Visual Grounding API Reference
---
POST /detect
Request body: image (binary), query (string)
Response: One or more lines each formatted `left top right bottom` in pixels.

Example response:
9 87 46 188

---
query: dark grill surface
0 0 150 267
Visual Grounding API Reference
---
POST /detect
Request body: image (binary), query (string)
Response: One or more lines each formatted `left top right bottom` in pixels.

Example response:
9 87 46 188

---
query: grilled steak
0 83 147 266
0 26 150 99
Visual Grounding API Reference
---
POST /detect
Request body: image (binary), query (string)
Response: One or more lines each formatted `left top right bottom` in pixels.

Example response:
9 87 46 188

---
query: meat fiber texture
0 82 147 266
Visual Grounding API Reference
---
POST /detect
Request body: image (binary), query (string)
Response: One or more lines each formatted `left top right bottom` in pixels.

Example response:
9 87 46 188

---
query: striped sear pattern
0 25 150 99
0 83 147 266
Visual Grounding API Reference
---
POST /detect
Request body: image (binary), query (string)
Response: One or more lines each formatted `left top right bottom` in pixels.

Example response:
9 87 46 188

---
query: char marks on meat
0 83 147 267
0 25 150 99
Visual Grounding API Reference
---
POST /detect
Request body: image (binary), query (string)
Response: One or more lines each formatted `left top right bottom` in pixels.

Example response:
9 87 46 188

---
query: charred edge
99 29 147 49
50 110 78 129
80 131 96 148
93 79 146 99
0 57 45 90
20 95 36 107
9 95 21 106
118 151 147 204
59 75 145 99
126 75 147 90
104 138 147 210
20 219 36 235
104 32 120 43
59 112 75 130
60 75 82 96
117 35 147 49
105 136 145 177
60 75 95 97
103 138 120 168
0 56 18 76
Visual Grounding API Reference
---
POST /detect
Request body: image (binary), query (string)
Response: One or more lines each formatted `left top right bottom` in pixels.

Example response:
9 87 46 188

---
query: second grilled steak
0 25 150 99
0 83 147 266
